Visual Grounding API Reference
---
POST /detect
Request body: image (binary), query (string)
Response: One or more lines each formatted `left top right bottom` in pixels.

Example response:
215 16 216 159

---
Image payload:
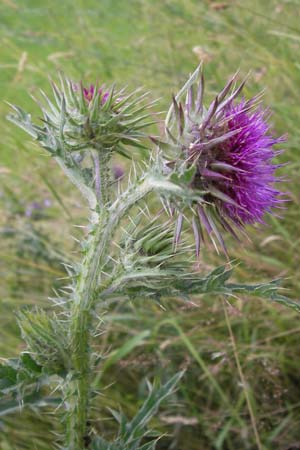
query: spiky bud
7 76 158 211
8 76 156 158
17 309 69 376
120 213 191 271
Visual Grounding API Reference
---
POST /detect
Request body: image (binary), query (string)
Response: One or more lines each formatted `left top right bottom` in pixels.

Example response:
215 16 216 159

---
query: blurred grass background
1 0 300 449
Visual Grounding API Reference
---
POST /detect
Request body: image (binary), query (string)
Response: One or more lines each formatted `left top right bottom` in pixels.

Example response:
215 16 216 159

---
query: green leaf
0 363 18 392
6 104 38 139
20 353 42 374
138 440 158 450
123 372 183 442
0 393 60 418
0 355 55 418
227 280 300 312
170 164 196 186
91 373 183 450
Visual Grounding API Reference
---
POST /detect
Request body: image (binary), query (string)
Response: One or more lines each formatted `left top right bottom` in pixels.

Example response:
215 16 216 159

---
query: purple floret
218 101 283 224
83 84 109 104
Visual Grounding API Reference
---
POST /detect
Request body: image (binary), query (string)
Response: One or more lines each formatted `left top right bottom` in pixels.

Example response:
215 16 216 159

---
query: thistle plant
2 66 298 450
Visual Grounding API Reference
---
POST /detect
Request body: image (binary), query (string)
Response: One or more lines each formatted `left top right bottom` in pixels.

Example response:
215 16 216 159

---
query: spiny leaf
6 104 38 139
91 373 183 450
0 393 61 418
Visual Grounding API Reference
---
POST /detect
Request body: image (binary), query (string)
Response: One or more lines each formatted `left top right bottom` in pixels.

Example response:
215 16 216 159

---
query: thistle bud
17 309 69 376
7 76 158 210
120 216 173 268
7 75 156 158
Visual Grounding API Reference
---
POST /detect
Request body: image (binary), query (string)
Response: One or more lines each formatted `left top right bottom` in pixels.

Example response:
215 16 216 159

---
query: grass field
1 1 300 449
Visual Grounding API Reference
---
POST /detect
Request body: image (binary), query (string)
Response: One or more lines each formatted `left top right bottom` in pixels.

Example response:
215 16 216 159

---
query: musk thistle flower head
163 66 285 253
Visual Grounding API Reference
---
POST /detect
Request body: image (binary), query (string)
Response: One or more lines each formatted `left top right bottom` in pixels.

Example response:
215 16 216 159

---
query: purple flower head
83 84 110 104
166 67 286 254
189 98 284 227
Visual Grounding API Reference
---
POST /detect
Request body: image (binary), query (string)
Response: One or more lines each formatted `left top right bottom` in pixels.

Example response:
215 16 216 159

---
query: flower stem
65 212 108 449
65 149 112 449
92 151 111 207
64 174 155 449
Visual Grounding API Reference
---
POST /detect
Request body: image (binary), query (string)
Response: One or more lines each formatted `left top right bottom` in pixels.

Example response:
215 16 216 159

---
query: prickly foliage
90 373 183 450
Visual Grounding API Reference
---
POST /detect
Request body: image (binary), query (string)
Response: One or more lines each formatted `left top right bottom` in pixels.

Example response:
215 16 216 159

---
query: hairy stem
55 156 97 211
65 211 108 449
92 151 111 207
64 172 174 449
92 151 102 204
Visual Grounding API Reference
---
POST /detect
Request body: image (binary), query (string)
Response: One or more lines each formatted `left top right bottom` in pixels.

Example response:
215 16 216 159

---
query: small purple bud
82 84 110 105
113 164 125 180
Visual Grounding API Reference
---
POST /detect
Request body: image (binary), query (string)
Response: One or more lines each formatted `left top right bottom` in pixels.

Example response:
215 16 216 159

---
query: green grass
1 0 300 449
